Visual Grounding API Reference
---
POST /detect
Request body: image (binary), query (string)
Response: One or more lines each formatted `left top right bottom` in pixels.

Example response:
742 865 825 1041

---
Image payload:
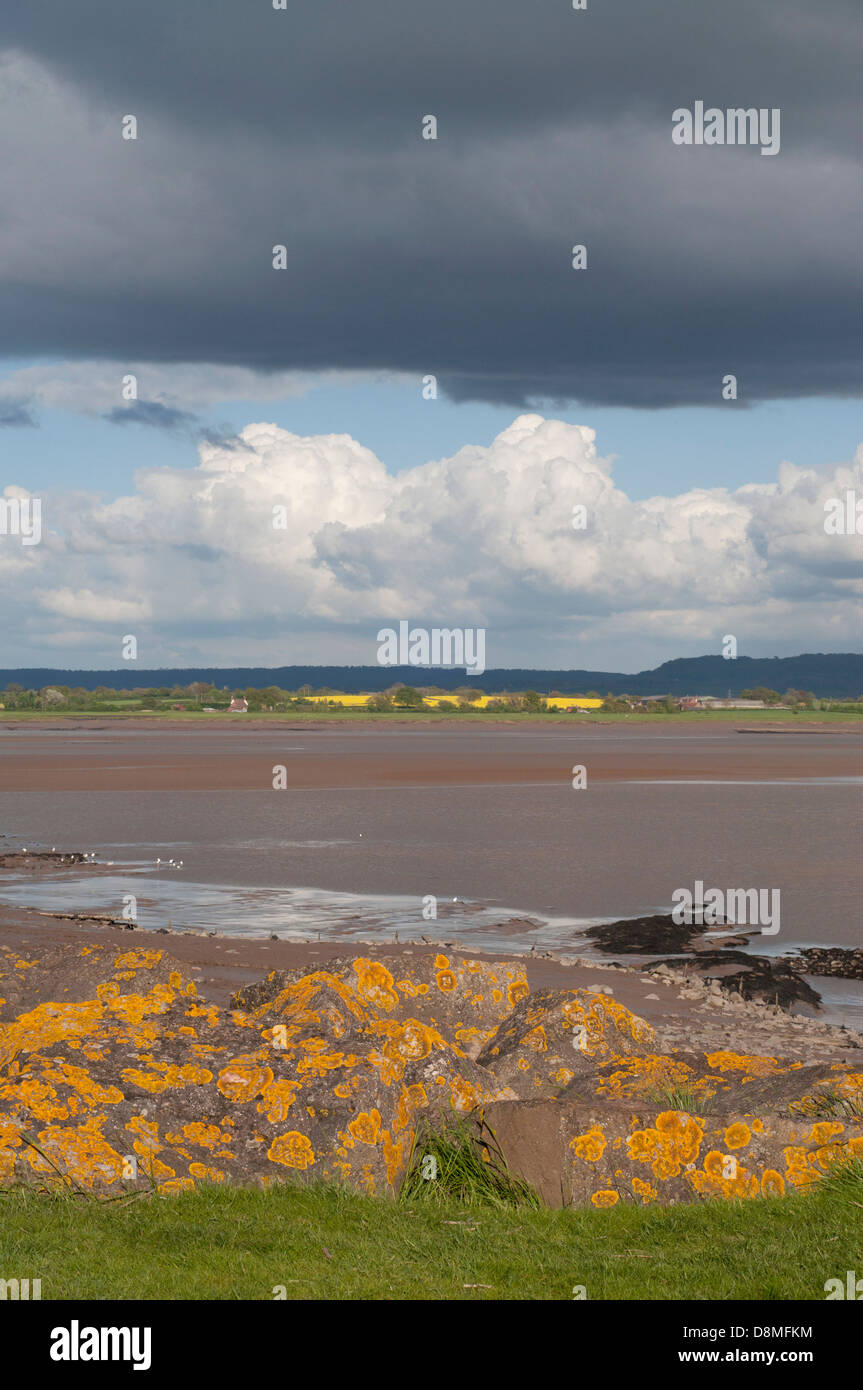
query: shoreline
3 894 861 1066
2 844 863 1040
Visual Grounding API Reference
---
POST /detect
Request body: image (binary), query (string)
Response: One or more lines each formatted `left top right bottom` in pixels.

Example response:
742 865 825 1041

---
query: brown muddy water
0 724 861 979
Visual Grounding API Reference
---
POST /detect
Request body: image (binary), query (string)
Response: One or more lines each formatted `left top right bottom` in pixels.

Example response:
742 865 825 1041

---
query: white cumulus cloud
4 414 863 669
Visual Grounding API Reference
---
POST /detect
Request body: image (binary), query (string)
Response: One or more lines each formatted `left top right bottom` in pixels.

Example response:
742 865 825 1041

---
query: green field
3 706 863 724
1 1171 860 1301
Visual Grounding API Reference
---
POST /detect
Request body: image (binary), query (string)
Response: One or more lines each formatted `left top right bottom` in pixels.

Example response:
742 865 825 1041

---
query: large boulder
2 943 861 1210
232 951 529 1057
470 1095 863 1208
0 946 517 1197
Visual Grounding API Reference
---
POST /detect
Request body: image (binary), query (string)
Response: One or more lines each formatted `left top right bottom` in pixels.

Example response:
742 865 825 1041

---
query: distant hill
2 654 863 698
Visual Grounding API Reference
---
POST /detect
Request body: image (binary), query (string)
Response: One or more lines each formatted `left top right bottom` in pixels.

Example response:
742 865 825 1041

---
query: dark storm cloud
103 401 198 432
0 402 37 428
102 401 241 447
2 0 863 408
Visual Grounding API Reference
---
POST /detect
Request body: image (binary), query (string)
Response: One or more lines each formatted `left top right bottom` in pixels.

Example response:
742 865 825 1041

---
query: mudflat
1 902 859 1066
1 721 863 951
1 719 862 791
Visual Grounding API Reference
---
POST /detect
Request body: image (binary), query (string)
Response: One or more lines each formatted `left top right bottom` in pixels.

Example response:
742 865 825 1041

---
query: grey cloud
1 2 863 408
102 401 241 448
0 401 37 428
103 401 198 432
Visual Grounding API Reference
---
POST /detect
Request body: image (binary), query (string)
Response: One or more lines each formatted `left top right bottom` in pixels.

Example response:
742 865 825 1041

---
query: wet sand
1 719 862 791
3 901 861 1064
2 721 862 962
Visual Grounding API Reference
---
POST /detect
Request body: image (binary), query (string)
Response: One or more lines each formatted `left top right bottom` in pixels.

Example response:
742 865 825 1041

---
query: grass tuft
399 1115 542 1210
789 1088 863 1120
819 1152 863 1204
643 1082 708 1114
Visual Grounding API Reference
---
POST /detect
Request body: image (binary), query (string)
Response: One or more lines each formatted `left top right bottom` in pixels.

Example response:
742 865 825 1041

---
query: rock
650 951 821 1011
585 914 703 955
1 943 861 1210
0 942 199 1021
0 946 517 1198
231 951 528 1059
477 988 656 1098
784 947 863 980
469 1094 863 1209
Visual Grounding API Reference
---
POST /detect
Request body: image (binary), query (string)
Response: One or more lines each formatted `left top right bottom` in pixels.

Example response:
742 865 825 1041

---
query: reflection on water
3 862 862 1028
0 863 607 953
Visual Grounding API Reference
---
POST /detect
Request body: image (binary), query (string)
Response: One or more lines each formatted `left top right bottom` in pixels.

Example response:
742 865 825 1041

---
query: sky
2 1 863 672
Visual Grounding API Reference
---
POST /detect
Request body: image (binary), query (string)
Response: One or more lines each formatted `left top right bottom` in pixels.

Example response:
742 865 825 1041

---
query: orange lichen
449 1076 480 1112
522 1026 548 1053
113 949 163 971
570 1125 607 1163
783 1146 821 1190
381 1129 405 1187
507 981 529 1008
395 1082 428 1132
705 1051 779 1077
21 1117 125 1189
352 959 399 1013
723 1123 751 1151
809 1122 845 1145
631 1177 657 1204
591 1189 619 1207
267 1131 316 1169
216 1058 273 1103
761 1168 785 1197
257 1079 300 1122
188 1162 225 1182
627 1110 704 1180
122 1061 214 1094
348 1109 382 1146
158 1177 196 1194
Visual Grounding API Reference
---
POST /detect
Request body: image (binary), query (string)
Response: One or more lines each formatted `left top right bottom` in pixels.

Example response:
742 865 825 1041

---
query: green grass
4 707 863 724
644 1083 709 1114
790 1089 863 1120
0 1167 860 1300
399 1117 543 1210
